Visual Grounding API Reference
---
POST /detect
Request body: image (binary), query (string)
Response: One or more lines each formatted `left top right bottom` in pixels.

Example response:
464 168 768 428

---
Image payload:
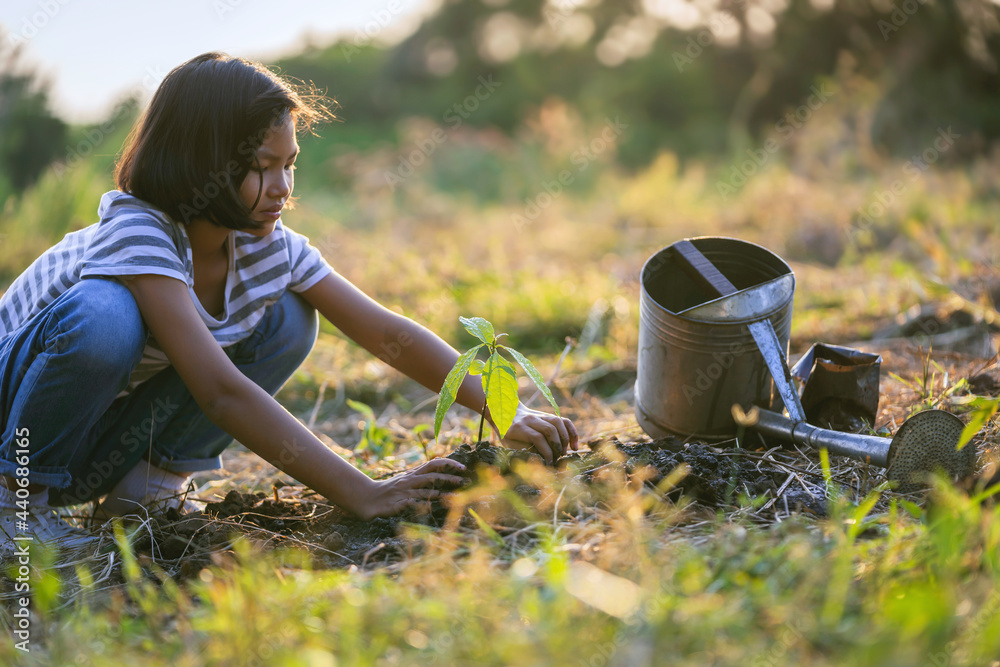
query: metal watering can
635 236 976 491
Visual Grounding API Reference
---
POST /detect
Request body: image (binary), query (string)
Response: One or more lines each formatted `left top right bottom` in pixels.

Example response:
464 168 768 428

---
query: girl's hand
500 404 579 464
361 458 467 519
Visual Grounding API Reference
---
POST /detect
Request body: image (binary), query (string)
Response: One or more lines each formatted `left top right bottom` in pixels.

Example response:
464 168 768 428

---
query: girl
0 52 577 552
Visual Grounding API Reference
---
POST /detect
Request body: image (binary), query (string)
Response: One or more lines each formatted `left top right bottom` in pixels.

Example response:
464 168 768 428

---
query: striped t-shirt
0 190 333 396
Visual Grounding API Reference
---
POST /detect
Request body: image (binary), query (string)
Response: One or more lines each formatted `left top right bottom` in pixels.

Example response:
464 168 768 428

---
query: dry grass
1 86 1000 662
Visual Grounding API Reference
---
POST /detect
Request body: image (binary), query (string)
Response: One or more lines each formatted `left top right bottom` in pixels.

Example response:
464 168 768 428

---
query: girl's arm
122 274 466 519
300 272 579 462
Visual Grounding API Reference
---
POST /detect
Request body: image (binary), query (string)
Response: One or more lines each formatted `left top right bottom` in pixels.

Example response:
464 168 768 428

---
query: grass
1 77 1000 664
5 467 1000 665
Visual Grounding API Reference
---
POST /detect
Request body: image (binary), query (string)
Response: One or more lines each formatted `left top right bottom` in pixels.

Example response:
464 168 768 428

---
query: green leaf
888 371 918 392
957 397 999 451
346 399 374 420
460 316 495 345
502 346 560 417
899 499 923 520
847 490 881 541
434 345 484 441
819 448 833 498
482 352 519 438
468 359 486 376
971 480 1000 504
468 508 506 548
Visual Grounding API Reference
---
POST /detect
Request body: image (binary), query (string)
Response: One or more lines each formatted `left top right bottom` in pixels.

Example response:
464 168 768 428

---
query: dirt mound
130 490 417 573
447 438 826 512
129 438 828 575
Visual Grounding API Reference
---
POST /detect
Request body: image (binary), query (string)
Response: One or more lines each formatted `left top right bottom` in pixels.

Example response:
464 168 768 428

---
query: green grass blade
970 481 1000 505
460 316 495 344
503 345 560 416
847 490 882 541
434 344 484 441
346 399 374 420
468 508 506 548
899 499 924 520
483 352 519 438
819 448 833 499
957 397 999 451
888 371 917 392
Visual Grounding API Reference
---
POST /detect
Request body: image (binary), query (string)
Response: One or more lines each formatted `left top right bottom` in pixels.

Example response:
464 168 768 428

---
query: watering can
635 237 976 491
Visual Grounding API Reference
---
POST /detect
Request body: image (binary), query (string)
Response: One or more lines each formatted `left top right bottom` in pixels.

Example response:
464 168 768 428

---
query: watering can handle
672 239 808 423
673 240 739 298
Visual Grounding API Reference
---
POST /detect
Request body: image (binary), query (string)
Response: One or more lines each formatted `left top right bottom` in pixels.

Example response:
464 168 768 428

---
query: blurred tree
275 0 1000 166
0 40 67 200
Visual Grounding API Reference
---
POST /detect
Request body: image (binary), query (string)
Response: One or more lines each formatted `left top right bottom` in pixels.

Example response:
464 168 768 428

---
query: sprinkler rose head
885 410 977 494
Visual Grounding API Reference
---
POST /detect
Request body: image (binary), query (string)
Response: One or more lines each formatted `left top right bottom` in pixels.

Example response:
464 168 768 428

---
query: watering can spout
751 407 975 491
753 408 890 467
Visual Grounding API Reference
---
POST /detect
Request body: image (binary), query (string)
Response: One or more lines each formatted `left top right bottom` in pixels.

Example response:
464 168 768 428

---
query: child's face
240 116 298 237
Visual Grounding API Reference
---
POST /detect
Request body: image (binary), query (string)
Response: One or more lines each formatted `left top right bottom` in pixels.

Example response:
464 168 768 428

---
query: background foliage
2 1 1000 664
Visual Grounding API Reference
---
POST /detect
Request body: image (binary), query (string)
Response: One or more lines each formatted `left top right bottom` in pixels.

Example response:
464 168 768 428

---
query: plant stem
477 341 494 444
477 401 487 444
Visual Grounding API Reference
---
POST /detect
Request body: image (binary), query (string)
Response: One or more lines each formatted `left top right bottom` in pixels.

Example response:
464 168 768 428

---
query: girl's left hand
499 403 579 464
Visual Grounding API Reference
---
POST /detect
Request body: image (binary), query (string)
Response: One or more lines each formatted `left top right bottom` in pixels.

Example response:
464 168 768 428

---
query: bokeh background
3 7 1000 665
2 0 999 438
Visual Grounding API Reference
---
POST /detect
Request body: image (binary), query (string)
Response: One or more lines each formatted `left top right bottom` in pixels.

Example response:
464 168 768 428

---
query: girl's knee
48 278 147 369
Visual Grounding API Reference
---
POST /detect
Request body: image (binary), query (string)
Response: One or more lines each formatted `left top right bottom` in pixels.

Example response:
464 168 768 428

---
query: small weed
346 399 397 461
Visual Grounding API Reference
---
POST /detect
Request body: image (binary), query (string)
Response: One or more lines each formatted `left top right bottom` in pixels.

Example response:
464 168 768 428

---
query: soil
128 436 827 577
97 350 1000 577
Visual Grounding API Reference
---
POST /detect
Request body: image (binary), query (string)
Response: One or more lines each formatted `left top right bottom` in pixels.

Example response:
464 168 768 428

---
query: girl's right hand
361 458 467 519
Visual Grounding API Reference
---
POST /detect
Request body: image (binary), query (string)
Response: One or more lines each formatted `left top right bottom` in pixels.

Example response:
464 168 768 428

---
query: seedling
347 399 397 461
434 316 560 444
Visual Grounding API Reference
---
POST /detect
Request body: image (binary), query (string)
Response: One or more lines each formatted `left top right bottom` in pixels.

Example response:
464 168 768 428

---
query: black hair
115 51 335 230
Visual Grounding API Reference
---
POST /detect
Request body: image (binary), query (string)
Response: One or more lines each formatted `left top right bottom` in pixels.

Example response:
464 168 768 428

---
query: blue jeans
0 277 318 507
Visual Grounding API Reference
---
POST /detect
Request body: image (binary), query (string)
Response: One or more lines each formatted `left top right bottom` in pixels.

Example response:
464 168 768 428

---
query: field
1 83 1000 665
